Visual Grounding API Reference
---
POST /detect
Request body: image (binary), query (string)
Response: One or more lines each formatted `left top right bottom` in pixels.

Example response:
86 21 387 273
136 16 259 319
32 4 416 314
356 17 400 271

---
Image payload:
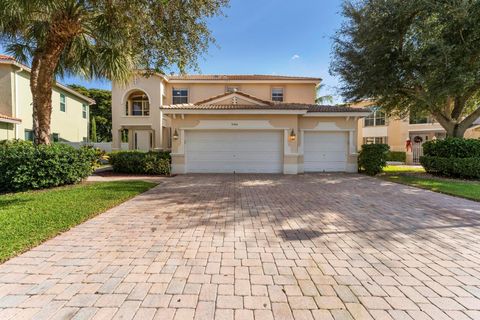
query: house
0 55 94 142
352 100 480 163
112 74 370 174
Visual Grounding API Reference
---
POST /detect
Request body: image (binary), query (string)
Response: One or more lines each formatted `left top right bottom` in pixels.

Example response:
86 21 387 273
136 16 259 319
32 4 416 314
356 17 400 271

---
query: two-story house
112 74 370 174
0 55 94 142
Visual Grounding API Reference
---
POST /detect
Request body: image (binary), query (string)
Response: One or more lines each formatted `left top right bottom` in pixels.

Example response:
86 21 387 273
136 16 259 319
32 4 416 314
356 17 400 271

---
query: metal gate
412 144 423 164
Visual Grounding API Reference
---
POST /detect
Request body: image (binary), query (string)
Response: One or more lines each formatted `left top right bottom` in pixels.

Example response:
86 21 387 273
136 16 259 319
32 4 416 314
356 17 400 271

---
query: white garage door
304 131 348 172
185 130 283 173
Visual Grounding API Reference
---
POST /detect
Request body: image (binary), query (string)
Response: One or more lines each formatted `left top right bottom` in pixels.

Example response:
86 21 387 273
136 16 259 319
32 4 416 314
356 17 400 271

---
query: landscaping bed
0 181 157 262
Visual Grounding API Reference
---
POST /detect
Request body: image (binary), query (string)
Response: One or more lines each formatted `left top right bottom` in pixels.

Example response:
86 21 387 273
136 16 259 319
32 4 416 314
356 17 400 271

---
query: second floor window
173 89 188 104
60 94 66 112
409 113 432 124
125 91 150 116
82 104 87 119
365 109 386 127
272 88 284 102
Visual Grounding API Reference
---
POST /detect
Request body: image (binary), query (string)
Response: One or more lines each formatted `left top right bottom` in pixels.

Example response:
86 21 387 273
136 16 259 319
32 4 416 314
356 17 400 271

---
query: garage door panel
186 130 283 173
304 131 348 172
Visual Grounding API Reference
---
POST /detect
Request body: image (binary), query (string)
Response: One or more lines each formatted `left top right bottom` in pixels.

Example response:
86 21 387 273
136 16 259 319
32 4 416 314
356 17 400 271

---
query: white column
159 110 164 149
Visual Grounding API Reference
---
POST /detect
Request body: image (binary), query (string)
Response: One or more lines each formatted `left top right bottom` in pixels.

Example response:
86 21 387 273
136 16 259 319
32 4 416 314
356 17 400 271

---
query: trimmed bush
109 150 171 175
420 138 480 179
358 143 390 175
422 138 480 158
0 140 97 192
386 151 406 162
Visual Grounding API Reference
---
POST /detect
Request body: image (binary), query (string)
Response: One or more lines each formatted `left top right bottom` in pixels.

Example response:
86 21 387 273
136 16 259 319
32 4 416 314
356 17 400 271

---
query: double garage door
185 130 348 173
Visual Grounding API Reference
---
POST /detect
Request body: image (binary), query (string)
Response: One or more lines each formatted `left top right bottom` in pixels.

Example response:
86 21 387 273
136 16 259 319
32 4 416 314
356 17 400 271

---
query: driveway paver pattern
1 174 480 320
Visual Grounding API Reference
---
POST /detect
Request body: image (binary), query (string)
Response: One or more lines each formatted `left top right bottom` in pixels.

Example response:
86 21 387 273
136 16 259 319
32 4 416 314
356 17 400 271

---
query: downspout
13 67 24 139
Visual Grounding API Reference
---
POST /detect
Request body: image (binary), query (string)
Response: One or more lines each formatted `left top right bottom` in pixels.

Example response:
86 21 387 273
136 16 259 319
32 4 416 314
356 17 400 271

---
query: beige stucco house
352 100 480 163
0 55 94 142
112 74 370 174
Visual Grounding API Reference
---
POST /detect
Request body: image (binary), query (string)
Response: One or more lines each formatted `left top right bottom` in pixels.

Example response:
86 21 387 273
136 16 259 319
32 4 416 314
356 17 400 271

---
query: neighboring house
0 55 95 142
112 74 370 174
351 100 480 163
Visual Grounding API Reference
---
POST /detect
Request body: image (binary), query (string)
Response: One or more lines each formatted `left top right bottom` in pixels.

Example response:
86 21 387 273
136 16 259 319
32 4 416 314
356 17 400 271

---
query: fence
412 143 424 164
63 142 129 152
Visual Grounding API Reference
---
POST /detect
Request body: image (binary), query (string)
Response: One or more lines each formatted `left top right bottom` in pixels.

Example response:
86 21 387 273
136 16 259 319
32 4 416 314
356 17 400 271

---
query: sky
0 0 346 101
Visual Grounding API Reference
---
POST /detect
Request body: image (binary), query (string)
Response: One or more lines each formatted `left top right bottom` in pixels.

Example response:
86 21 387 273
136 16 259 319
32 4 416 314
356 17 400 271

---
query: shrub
358 143 390 175
420 138 480 179
386 151 406 162
422 137 480 158
0 140 97 192
420 156 480 179
109 150 171 175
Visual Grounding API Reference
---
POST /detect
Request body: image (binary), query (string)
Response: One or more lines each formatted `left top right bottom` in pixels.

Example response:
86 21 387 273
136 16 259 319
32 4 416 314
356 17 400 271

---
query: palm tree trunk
30 42 67 145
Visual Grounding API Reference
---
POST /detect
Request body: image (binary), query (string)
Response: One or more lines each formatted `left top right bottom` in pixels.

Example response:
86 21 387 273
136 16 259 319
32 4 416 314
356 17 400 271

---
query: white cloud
291 54 300 60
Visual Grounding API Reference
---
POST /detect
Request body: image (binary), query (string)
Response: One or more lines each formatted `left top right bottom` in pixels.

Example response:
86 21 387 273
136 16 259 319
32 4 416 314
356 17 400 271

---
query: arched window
125 91 150 116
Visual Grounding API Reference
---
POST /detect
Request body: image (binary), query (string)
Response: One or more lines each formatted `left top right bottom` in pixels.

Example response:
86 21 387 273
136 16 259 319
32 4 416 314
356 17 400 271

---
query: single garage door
304 131 348 172
185 130 283 173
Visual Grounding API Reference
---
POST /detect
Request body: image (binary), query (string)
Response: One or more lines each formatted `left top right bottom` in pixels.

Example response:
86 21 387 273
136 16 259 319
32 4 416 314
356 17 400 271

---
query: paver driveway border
0 173 479 320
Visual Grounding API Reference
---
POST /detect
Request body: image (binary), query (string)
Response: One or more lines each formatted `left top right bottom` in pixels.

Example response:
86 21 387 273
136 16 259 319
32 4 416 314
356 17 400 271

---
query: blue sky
1 0 345 100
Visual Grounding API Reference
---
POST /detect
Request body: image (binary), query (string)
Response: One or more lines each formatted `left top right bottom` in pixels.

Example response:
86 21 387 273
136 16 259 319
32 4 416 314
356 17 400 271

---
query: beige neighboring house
351 100 480 164
0 55 94 142
112 74 370 174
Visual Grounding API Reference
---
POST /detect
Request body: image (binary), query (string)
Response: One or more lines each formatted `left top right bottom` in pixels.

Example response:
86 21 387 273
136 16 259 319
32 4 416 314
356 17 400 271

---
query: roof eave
161 109 308 115
303 112 372 117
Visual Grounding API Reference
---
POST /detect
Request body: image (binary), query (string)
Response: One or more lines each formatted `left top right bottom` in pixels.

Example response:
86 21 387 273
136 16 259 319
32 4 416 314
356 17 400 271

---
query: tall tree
331 0 480 137
69 85 111 142
90 116 97 143
0 0 228 145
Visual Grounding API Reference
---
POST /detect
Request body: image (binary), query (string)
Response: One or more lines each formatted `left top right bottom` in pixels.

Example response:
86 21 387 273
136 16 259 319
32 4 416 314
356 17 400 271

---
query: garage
185 130 283 173
304 131 348 172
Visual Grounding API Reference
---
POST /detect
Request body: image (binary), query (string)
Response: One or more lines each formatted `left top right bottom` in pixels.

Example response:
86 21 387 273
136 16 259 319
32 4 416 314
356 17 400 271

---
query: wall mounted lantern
289 129 296 141
173 129 179 140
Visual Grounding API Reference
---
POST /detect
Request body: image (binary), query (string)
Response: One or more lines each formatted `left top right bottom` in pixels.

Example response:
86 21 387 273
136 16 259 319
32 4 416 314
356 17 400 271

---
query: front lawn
381 165 480 201
0 181 156 262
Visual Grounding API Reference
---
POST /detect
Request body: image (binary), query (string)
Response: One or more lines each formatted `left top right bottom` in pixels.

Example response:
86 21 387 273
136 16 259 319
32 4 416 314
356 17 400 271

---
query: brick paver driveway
1 174 480 320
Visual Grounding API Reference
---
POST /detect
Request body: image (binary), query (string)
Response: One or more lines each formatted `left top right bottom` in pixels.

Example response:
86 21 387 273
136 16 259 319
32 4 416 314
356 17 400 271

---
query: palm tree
315 83 334 105
0 0 227 144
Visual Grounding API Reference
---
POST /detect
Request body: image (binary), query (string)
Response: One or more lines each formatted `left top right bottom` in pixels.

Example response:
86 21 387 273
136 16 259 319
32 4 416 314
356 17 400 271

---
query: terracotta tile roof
167 74 321 81
306 105 371 113
0 113 21 123
161 103 370 113
195 91 274 106
162 104 310 110
0 54 15 61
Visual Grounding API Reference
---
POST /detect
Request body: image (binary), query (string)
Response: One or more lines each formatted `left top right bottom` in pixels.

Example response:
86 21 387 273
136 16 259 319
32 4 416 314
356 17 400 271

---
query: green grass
383 165 426 173
0 181 157 262
381 165 480 201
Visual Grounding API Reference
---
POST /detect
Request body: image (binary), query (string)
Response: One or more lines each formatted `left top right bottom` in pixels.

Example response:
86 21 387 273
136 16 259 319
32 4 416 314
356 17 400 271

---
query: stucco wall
112 74 165 150
164 82 316 104
0 65 13 117
14 70 89 142
0 65 89 142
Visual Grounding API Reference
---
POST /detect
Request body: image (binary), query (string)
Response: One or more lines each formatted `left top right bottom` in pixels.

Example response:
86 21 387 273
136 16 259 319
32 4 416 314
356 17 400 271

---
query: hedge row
423 138 480 158
386 151 406 162
109 151 171 175
420 138 480 179
0 140 97 192
420 156 480 179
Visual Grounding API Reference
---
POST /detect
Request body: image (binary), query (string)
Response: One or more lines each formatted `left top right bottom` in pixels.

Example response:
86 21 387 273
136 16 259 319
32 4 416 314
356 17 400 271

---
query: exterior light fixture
173 129 179 140
289 129 296 141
